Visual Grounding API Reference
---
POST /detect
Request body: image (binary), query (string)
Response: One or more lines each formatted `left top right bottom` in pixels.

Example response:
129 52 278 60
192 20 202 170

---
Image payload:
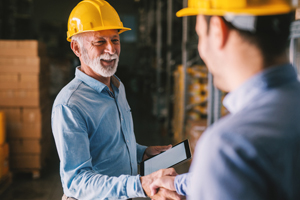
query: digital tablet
140 139 191 176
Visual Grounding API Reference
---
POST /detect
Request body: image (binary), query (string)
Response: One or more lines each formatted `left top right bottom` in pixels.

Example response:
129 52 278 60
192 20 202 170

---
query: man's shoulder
53 78 85 108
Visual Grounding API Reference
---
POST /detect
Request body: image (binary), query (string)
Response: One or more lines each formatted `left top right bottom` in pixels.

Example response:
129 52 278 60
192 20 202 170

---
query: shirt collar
75 66 120 94
223 63 297 114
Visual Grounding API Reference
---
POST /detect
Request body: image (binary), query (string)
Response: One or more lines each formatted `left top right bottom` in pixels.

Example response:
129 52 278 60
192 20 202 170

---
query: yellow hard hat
67 0 131 42
176 0 296 17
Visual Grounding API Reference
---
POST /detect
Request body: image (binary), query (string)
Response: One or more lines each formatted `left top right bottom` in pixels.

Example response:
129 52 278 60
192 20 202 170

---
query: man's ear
70 40 81 57
210 16 229 49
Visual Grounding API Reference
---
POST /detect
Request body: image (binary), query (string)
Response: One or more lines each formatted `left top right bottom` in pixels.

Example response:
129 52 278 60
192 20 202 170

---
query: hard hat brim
176 4 295 17
67 26 131 42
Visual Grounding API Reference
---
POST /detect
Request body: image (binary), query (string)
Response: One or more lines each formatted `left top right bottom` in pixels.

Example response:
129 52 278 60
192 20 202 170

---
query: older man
51 1 180 199
150 0 300 200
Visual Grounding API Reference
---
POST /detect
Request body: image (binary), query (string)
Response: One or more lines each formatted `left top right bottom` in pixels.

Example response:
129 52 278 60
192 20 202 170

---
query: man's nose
104 41 115 54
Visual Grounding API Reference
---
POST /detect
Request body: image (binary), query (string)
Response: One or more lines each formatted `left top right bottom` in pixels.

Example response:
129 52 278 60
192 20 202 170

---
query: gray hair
71 33 85 49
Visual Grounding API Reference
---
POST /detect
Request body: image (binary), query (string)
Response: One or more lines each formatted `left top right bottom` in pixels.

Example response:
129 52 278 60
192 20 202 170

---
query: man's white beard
81 47 119 77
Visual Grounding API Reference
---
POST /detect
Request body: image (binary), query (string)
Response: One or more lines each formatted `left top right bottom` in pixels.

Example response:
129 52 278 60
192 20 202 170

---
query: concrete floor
0 88 190 200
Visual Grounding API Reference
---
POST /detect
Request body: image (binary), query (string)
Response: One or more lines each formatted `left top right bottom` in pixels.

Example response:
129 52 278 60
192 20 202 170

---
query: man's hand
151 187 185 200
143 145 172 161
140 168 179 199
150 176 176 196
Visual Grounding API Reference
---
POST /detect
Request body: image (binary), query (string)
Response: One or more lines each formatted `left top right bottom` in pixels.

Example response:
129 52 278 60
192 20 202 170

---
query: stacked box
0 40 51 176
0 143 9 180
185 119 207 155
0 111 5 145
0 111 10 181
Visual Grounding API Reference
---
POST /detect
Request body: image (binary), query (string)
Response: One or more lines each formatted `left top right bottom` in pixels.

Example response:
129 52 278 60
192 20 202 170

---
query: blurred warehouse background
0 0 300 199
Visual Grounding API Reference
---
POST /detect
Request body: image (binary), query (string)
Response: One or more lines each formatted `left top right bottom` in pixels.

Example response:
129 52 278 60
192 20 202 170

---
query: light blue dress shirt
51 67 147 199
175 64 300 199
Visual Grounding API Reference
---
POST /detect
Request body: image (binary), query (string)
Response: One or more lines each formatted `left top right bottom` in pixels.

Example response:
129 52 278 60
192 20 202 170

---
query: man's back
189 64 300 199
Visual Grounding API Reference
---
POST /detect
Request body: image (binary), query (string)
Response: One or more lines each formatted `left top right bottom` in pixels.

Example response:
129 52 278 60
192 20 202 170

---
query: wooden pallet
0 172 12 195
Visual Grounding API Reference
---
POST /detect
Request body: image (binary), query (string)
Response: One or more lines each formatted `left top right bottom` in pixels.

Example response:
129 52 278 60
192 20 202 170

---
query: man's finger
153 188 181 200
150 176 176 196
150 179 161 196
157 145 172 151
161 168 178 176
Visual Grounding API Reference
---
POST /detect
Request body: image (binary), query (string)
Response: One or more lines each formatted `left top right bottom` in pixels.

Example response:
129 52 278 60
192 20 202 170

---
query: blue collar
75 66 120 94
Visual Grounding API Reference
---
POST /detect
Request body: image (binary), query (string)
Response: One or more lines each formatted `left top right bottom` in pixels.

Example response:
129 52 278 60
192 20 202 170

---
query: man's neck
221 36 289 92
263 54 289 69
79 65 113 92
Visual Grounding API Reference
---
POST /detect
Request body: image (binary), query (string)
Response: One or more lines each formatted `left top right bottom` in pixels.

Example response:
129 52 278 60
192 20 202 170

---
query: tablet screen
140 140 191 176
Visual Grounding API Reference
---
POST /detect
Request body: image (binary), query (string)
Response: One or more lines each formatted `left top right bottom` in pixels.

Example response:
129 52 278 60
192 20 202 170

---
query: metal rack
137 0 184 139
290 19 300 78
136 0 223 141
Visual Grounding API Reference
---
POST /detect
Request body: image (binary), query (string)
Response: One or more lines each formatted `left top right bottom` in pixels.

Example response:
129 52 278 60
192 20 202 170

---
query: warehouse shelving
175 0 224 143
137 0 224 143
135 0 184 142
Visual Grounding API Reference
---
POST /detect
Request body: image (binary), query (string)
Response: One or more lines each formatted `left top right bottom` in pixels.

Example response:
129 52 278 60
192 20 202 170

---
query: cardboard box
11 154 41 169
185 120 207 155
23 108 42 124
22 105 52 124
9 139 41 154
7 122 43 139
0 56 48 73
0 72 50 90
0 40 46 57
0 108 21 123
0 88 49 107
0 73 20 90
0 73 18 82
2 104 51 139
7 117 51 139
0 143 9 179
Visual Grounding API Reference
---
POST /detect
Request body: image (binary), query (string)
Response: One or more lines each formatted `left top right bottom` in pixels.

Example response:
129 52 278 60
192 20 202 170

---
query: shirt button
127 140 129 143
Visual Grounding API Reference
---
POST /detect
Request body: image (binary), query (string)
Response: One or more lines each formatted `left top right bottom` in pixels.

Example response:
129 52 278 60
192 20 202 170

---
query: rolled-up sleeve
175 173 188 196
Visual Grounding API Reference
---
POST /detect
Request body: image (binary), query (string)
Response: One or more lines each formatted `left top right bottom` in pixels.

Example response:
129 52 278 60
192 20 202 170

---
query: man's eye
112 39 119 43
94 41 105 45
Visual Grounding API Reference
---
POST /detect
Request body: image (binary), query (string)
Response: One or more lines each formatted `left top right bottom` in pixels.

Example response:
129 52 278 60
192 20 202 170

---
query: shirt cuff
126 175 147 198
174 173 188 196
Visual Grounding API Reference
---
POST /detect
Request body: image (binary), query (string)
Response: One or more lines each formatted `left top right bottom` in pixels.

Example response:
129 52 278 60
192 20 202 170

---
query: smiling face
75 29 121 78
